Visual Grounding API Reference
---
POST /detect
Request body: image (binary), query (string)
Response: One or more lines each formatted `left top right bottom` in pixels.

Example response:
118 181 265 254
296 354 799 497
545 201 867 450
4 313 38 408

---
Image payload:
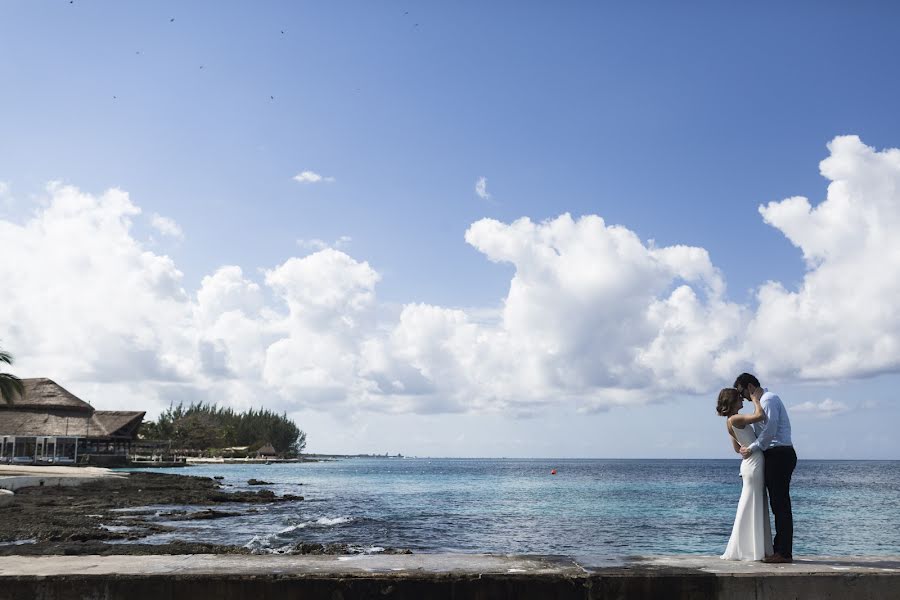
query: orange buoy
550 469 557 475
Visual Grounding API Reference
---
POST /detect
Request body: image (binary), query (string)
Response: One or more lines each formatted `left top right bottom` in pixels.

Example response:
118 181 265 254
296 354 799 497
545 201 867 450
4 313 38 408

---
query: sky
2 1 900 459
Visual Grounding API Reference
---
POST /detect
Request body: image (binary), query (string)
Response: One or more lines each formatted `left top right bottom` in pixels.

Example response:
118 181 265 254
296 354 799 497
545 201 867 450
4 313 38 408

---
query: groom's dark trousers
764 445 797 558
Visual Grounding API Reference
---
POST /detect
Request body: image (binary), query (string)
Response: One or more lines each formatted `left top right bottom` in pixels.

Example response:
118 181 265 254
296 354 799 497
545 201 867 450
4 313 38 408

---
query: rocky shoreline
0 471 406 556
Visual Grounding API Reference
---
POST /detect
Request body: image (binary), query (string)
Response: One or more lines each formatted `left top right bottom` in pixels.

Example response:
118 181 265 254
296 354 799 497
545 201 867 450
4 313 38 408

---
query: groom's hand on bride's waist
739 446 753 459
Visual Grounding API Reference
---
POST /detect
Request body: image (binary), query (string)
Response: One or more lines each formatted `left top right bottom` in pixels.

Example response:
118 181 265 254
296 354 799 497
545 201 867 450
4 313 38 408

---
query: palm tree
0 348 24 405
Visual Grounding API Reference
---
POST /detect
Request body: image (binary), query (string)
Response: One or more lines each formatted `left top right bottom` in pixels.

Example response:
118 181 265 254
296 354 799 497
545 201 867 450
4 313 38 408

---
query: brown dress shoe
762 554 793 563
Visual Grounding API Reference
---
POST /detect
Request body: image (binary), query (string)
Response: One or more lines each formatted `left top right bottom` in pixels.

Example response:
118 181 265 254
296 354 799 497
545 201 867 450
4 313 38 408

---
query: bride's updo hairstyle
716 388 740 417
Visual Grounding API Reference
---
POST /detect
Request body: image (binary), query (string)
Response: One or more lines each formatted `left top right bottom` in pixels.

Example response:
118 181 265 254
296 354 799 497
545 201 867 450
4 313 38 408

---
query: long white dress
721 424 773 561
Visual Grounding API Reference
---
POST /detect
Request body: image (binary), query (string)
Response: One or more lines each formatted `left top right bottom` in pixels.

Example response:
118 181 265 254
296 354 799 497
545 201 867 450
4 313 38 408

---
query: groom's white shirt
747 389 793 454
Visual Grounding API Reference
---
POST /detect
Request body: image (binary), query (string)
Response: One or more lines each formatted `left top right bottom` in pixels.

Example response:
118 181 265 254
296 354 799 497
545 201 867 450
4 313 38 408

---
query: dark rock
247 479 273 486
382 548 414 555
213 476 224 480
0 472 316 556
291 542 354 555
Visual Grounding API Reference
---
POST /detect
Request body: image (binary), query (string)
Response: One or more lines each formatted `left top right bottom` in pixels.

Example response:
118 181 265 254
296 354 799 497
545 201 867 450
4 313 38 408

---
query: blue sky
2 1 900 458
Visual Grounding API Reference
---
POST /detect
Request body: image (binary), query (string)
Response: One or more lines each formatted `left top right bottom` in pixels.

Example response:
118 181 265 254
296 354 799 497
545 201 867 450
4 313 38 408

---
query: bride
717 387 773 561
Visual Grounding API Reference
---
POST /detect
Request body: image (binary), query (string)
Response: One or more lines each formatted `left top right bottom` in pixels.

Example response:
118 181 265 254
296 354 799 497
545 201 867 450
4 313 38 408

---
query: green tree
0 347 24 405
142 401 306 456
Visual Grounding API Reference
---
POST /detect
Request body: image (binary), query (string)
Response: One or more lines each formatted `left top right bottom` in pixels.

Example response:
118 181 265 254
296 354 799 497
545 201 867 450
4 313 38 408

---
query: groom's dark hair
733 373 760 390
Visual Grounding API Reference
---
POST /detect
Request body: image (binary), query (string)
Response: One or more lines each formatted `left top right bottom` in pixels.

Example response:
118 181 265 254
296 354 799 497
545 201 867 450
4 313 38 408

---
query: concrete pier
0 553 897 599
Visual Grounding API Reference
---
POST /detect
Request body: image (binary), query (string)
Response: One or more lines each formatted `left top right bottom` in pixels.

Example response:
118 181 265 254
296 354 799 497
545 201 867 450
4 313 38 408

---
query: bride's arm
729 395 764 428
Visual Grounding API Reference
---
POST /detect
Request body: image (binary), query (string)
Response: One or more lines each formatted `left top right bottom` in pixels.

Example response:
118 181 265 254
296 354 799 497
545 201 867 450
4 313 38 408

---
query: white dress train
721 424 773 561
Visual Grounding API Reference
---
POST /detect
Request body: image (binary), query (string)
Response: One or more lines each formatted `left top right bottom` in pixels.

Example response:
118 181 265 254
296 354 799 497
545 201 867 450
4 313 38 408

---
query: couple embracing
717 373 797 563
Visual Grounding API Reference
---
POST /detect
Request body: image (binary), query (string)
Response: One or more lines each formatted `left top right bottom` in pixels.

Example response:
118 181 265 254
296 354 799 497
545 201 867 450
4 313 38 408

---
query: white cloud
791 398 850 417
293 170 335 184
4 135 900 419
475 176 491 200
0 183 195 387
297 238 329 251
150 213 184 238
749 136 900 381
297 236 352 252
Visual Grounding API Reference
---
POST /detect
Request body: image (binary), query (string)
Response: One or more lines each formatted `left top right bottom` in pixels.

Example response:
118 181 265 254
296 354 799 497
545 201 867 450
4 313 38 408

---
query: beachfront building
0 378 145 466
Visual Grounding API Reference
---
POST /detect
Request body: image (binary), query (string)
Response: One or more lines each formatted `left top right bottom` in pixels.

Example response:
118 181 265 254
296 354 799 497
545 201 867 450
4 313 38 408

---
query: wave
315 516 353 527
245 515 355 553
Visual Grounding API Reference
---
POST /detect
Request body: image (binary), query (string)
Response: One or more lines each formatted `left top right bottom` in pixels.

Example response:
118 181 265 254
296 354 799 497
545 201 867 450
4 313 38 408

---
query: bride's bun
717 388 739 417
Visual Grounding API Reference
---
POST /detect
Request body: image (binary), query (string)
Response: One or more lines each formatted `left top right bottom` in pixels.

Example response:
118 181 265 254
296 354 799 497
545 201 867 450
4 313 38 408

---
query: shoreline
0 470 304 556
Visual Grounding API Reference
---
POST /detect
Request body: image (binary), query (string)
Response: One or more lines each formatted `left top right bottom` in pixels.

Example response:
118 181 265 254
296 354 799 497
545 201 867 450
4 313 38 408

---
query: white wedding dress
721 424 773 561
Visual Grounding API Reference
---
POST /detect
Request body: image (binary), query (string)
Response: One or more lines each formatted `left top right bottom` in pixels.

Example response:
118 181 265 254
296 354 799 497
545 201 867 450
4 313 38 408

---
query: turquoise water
124 458 900 557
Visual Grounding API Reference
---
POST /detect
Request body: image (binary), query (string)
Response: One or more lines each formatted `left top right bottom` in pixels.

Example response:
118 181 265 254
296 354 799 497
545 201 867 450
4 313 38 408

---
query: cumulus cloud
750 135 900 380
150 213 184 238
791 398 850 417
4 135 900 417
475 176 491 201
0 183 195 386
293 170 335 184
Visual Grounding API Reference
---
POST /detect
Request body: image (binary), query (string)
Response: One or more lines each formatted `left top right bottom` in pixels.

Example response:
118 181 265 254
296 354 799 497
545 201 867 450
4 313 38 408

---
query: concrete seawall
0 553 897 599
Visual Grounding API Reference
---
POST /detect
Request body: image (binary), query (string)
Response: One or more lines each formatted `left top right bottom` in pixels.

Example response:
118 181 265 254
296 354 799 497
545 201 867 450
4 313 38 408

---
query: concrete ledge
0 553 897 599
0 465 126 491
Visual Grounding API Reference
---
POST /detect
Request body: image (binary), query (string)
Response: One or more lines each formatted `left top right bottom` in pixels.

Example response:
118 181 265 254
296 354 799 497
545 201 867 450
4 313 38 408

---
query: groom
734 373 797 564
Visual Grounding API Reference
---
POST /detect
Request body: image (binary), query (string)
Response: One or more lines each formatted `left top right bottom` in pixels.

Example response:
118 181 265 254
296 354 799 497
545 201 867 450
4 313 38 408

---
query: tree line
140 402 307 456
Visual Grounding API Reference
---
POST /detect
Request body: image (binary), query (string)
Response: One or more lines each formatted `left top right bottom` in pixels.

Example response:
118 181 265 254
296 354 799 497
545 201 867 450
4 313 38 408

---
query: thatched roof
256 443 277 456
1 379 93 412
0 409 145 439
0 378 145 439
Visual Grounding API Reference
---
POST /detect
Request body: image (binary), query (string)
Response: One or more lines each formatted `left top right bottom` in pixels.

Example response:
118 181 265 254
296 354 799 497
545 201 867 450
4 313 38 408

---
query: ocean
123 458 899 557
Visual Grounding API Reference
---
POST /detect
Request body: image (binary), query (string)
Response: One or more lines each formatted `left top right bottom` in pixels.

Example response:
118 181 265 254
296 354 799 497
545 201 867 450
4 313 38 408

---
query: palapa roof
0 378 145 439
256 443 277 456
0 409 145 439
2 378 93 412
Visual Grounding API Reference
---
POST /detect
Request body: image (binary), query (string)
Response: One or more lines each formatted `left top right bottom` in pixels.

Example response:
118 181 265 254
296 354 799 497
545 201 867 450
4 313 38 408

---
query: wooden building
0 378 144 466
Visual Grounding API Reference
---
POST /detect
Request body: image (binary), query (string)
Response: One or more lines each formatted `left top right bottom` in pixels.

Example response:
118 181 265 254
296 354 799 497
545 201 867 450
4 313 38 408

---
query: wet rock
0 472 300 555
291 542 354 555
247 479 273 486
213 476 224 480
382 548 414 555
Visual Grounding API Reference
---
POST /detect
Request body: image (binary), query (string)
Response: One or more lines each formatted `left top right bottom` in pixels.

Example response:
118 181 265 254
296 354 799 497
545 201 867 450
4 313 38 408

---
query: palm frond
0 373 24 405
0 350 13 366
